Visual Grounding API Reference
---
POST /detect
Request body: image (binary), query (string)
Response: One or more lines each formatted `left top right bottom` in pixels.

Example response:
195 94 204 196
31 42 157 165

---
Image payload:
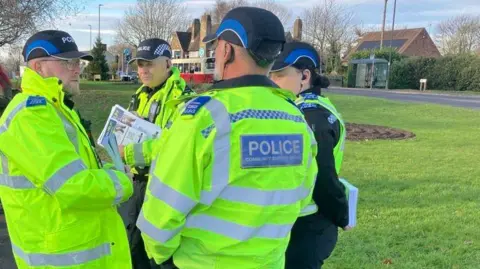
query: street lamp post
98 4 103 39
88 24 92 50
380 0 388 48
386 0 397 90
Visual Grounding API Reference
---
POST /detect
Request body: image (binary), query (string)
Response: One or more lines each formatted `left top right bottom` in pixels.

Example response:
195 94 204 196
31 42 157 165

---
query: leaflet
339 178 358 228
97 105 162 148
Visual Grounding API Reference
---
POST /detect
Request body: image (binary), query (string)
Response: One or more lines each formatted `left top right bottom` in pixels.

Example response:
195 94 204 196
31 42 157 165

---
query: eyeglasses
39 59 81 71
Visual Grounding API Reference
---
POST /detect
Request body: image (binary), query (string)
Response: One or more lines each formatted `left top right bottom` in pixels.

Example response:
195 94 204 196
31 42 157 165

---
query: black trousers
285 214 338 269
119 176 177 269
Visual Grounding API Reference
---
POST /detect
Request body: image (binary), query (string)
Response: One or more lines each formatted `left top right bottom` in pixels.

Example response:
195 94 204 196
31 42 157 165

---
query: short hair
248 41 284 68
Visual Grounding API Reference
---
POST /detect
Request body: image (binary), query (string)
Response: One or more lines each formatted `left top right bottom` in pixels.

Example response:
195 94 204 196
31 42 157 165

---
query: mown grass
326 95 480 269
75 81 480 269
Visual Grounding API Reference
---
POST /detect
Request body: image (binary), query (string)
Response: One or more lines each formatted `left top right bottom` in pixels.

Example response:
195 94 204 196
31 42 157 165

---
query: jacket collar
139 66 185 96
21 67 65 104
210 75 279 90
209 74 298 102
298 86 322 97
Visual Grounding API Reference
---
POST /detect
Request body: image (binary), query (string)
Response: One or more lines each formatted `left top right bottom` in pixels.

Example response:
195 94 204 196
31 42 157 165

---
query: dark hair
249 40 284 67
306 68 330 94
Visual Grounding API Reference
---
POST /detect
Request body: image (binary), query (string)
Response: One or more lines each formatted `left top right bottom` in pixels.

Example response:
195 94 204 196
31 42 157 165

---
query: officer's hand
342 226 352 231
118 145 125 159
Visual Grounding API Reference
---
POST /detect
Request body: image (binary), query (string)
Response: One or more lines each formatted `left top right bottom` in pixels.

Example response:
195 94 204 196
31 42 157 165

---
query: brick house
170 15 304 61
346 28 441 59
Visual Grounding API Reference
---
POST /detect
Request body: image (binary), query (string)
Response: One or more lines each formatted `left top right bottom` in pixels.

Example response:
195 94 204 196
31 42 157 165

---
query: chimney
199 14 212 57
191 19 200 41
293 17 303 41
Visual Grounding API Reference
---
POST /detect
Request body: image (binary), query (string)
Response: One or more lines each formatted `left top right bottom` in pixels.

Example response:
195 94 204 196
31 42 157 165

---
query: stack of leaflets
339 178 358 228
97 105 162 169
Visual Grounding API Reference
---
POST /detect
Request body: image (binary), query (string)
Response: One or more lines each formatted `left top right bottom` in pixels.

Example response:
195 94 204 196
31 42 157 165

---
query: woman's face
269 66 303 95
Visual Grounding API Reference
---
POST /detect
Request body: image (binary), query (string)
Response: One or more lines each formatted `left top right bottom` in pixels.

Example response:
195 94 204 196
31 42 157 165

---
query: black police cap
22 30 93 62
202 7 285 54
129 38 172 64
271 41 321 72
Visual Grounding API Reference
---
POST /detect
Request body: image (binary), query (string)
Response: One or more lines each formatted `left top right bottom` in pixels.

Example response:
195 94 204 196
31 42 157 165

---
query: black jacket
300 87 349 228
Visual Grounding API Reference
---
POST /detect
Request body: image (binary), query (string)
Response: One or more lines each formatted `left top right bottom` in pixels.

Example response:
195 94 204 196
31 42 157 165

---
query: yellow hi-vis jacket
0 68 133 269
136 75 318 269
123 66 193 170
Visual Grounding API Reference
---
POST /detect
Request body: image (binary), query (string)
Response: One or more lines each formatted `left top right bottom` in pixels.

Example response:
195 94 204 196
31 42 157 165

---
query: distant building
345 28 441 60
170 15 304 62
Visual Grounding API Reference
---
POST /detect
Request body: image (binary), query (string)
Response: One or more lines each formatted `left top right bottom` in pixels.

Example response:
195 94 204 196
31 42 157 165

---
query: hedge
389 54 480 91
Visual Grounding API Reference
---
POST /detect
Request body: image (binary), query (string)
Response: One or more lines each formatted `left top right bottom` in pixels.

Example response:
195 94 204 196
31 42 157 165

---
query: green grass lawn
327 95 480 269
75 82 480 269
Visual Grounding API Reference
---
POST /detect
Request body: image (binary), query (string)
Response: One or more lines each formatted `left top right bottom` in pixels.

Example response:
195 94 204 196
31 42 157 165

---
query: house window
189 51 199 58
173 50 181 59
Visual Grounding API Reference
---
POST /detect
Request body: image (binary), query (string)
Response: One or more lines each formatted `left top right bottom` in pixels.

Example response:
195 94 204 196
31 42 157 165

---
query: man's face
36 57 81 96
137 57 170 87
269 66 303 95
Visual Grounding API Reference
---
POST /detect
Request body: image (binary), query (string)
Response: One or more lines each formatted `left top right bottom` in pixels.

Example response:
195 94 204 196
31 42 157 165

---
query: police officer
269 41 350 269
118 38 193 269
0 30 133 269
136 7 318 269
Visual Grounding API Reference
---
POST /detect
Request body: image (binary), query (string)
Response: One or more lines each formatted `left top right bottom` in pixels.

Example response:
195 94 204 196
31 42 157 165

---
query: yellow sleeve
0 101 133 209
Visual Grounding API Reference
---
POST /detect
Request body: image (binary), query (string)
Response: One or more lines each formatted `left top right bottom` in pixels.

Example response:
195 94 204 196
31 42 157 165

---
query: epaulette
26 96 46 108
297 102 322 111
300 93 319 101
180 95 212 119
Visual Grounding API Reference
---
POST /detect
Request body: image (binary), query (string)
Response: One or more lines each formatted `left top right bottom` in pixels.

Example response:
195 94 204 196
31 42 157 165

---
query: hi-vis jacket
136 75 318 269
0 68 133 269
123 66 193 171
295 88 349 228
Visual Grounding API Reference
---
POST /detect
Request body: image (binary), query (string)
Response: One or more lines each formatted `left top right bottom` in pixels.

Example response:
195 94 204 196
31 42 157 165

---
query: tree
0 0 89 47
206 0 292 26
302 0 354 73
115 0 191 46
85 37 109 80
437 14 480 55
0 44 24 76
107 43 137 75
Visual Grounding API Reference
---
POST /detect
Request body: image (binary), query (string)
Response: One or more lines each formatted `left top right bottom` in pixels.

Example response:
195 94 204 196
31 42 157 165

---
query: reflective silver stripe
44 159 87 194
133 143 146 166
149 175 197 214
316 99 338 114
12 242 111 266
218 186 310 206
107 170 124 205
0 101 27 135
136 211 181 243
56 111 79 153
0 175 35 189
300 204 318 215
0 152 35 189
200 99 231 205
186 214 293 240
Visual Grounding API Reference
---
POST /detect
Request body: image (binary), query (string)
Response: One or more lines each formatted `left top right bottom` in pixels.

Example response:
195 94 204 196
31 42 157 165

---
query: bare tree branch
437 14 480 55
115 0 191 47
302 0 354 73
206 0 291 26
0 0 89 47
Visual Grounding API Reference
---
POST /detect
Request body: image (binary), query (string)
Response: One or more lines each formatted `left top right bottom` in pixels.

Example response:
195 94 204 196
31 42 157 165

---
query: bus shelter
348 58 389 88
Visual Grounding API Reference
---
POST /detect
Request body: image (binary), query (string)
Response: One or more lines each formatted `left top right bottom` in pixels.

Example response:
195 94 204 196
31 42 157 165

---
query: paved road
326 87 480 109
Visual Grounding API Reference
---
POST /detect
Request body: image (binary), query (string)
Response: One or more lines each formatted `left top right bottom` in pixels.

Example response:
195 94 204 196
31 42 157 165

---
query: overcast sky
31 0 480 51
